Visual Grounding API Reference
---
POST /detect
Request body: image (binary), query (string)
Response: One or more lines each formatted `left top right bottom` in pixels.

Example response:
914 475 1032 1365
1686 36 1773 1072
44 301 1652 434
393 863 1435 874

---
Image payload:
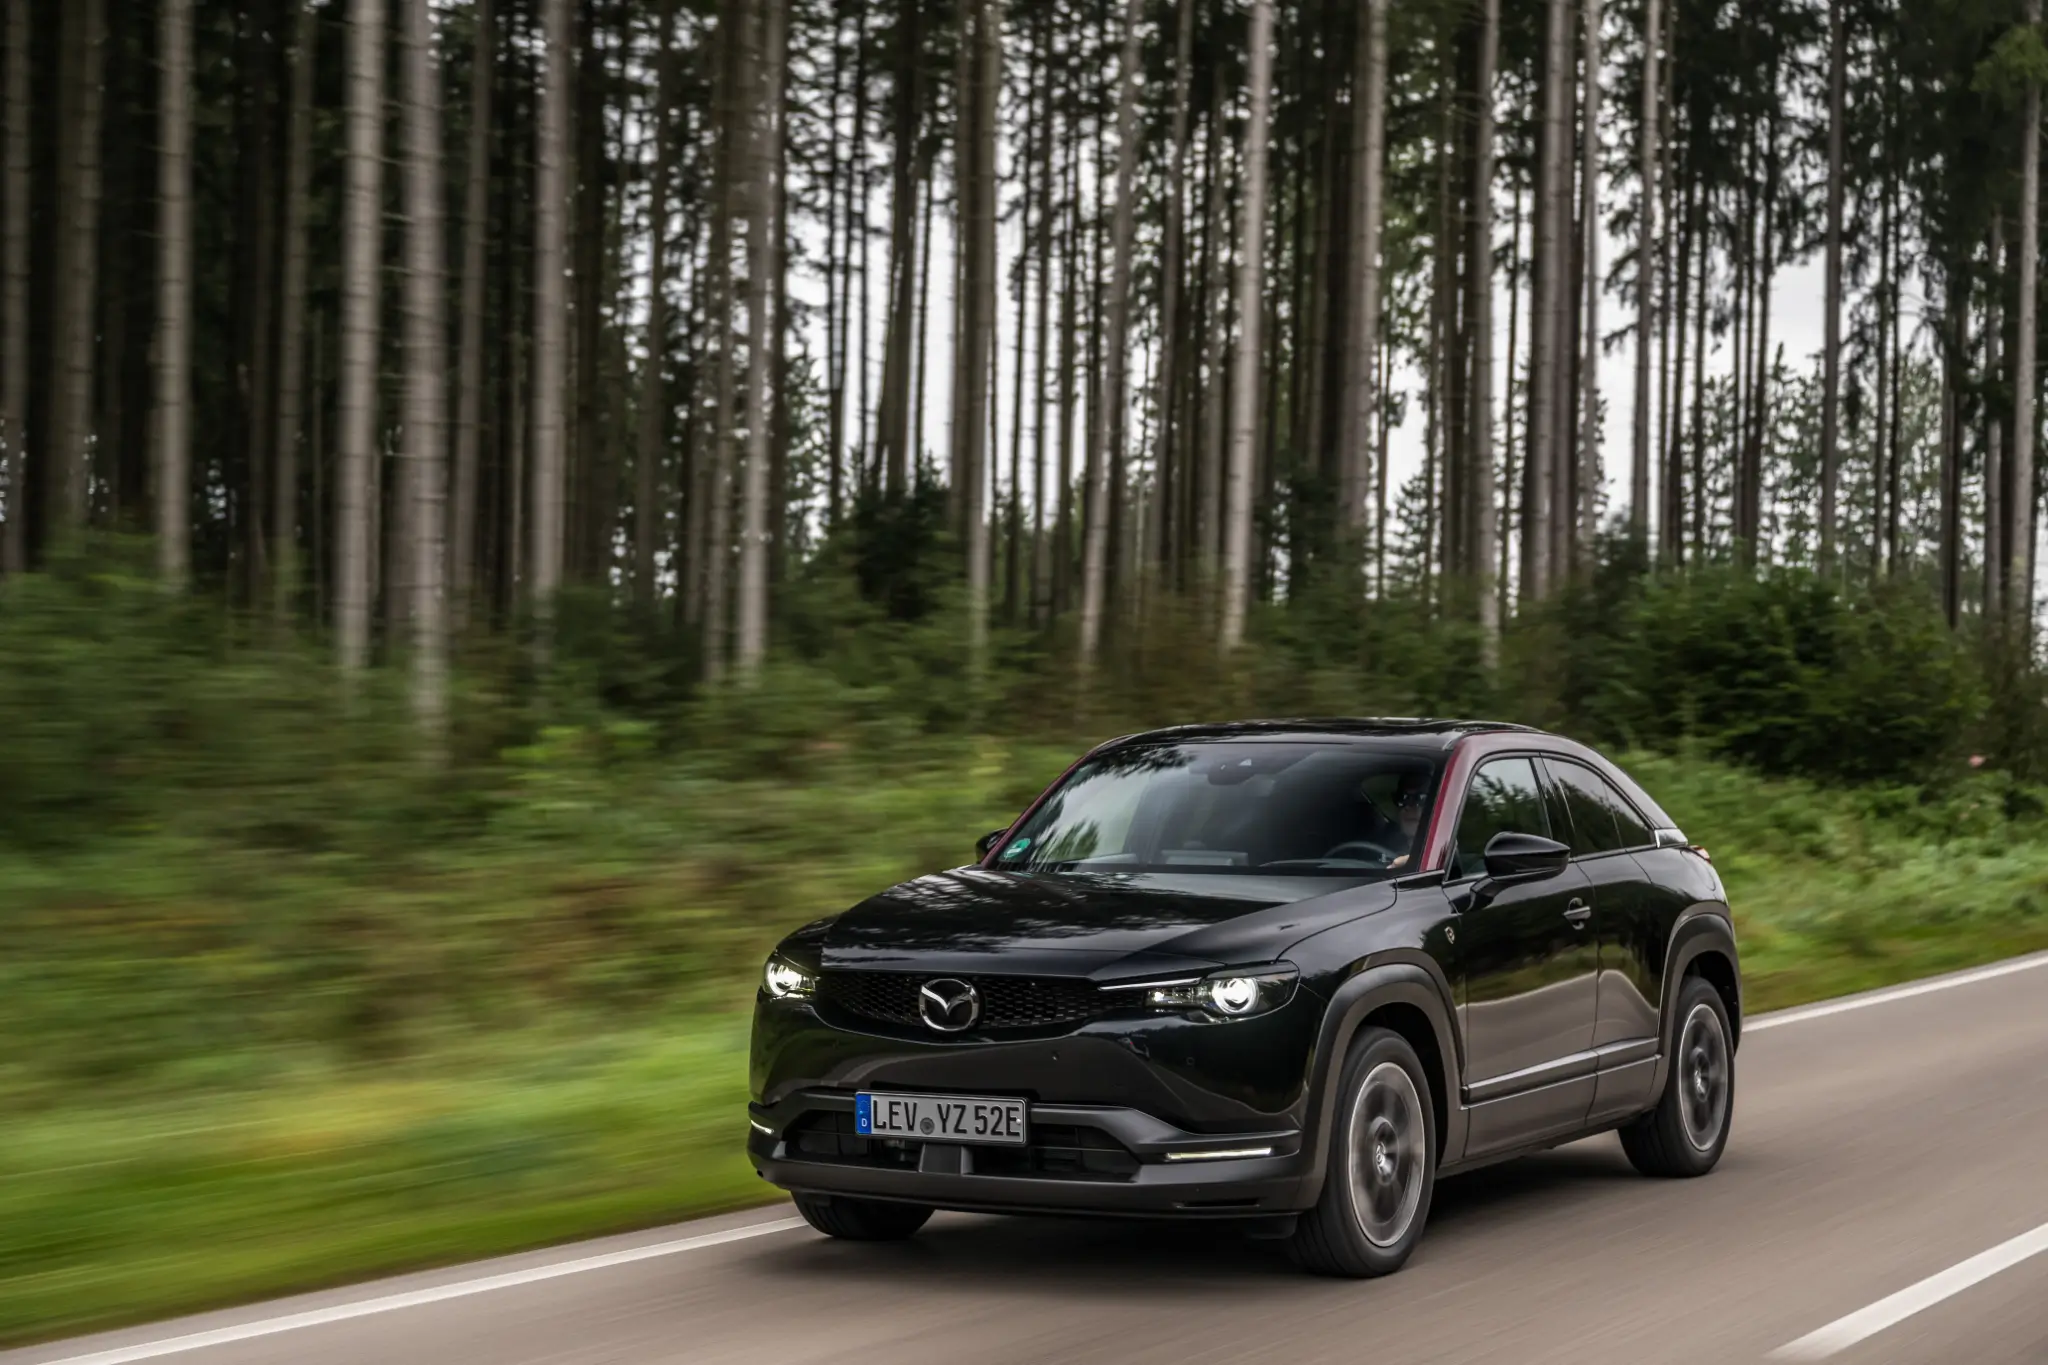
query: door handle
1563 901 1592 928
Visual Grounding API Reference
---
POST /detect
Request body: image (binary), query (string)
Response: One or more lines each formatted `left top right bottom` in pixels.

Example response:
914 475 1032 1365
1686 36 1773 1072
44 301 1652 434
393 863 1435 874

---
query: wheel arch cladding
1687 949 1742 1050
1359 1001 1449 1161
1300 962 1464 1203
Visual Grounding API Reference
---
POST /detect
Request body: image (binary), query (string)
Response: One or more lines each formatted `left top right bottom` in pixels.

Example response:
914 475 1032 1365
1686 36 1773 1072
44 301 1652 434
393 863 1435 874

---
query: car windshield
992 742 1443 877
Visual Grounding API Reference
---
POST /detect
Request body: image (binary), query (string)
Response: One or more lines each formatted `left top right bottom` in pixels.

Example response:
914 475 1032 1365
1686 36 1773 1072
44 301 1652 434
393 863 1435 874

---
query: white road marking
1746 950 2048 1033
33 1218 807 1365
26 950 2048 1365
1768 1220 2048 1360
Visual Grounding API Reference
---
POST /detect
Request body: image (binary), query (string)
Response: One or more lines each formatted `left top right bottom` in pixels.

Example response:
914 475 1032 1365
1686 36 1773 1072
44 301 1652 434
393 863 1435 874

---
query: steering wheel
1322 839 1401 866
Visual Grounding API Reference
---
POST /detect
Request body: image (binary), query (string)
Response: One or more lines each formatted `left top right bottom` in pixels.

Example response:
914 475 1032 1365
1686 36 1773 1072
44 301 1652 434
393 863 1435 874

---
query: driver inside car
1382 770 1430 868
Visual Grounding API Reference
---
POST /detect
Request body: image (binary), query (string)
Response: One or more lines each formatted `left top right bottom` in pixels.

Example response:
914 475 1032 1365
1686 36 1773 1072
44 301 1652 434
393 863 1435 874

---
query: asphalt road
11 953 2048 1365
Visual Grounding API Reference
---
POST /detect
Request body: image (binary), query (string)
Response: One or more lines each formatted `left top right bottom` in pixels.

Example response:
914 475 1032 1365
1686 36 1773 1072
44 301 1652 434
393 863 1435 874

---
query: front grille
817 971 1105 1031
782 1112 1140 1182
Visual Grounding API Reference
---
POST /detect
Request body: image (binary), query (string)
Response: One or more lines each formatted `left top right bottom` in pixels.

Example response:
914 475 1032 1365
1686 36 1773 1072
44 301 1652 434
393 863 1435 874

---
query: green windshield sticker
1005 837 1031 857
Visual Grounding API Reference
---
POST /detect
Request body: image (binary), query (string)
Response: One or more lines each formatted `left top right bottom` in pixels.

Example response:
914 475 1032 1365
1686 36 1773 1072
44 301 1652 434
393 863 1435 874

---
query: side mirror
976 828 1011 861
1481 830 1570 882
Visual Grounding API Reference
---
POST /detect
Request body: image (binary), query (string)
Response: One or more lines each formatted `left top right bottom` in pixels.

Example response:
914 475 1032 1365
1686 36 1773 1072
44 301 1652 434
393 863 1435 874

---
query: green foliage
1596 564 1980 782
1971 21 2048 105
0 545 2038 1107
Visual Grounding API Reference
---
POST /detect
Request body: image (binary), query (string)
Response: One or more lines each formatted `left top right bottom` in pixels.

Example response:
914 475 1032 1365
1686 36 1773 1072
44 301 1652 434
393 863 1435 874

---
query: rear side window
1452 757 1550 880
1546 759 1653 854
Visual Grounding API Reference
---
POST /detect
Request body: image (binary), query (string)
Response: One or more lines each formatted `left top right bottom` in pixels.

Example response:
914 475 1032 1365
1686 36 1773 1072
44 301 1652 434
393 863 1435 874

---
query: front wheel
1289 1026 1437 1277
1620 974 1734 1177
793 1193 933 1241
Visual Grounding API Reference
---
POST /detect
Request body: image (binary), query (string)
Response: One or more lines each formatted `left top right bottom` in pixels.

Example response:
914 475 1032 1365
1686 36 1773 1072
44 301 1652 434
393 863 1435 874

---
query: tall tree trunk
1470 0 1499 651
1146 0 1194 580
1078 0 1142 668
1632 0 1659 539
1028 15 1055 621
1743 114 1777 563
1885 156 1902 574
1338 0 1387 538
0 0 23 576
402 0 449 740
1663 168 1693 561
1552 35 1581 580
236 14 281 606
952 0 1000 673
50 0 106 539
1575 0 1603 567
1220 0 1273 651
1053 118 1079 619
736 0 786 679
452 0 494 626
1689 206 1707 559
1818 0 1845 568
1198 112 1229 581
878 0 923 498
912 168 933 477
634 0 675 610
1003 96 1034 625
272 0 316 613
531 0 572 619
2013 0 2041 626
570 0 606 583
694 7 743 646
1987 221 2006 616
1941 281 1964 625
153 0 193 587
1524 0 1571 600
1656 71 1681 561
820 8 845 524
1875 153 1893 575
336 0 387 670
1501 174 1524 615
1431 77 1458 595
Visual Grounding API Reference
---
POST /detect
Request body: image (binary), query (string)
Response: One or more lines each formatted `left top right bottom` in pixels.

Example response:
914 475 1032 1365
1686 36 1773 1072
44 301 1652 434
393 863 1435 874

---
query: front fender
1296 956 1465 1207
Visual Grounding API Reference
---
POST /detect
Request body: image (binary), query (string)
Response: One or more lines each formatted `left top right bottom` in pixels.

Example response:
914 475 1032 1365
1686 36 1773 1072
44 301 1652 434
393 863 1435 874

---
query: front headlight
1139 965 1298 1020
761 954 815 1000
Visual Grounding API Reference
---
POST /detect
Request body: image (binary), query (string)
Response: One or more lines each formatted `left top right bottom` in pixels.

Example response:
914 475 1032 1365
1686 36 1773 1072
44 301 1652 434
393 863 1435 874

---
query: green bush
1604 566 1979 782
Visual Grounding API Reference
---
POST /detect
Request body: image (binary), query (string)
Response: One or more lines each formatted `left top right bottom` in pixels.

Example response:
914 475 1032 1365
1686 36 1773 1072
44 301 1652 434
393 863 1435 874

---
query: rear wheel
793 1193 933 1241
1289 1026 1436 1277
1620 974 1734 1178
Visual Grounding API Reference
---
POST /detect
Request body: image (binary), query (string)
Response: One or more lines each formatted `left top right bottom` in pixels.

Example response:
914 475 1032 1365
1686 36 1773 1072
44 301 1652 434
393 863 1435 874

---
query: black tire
1620 974 1734 1178
1289 1026 1437 1278
793 1193 934 1241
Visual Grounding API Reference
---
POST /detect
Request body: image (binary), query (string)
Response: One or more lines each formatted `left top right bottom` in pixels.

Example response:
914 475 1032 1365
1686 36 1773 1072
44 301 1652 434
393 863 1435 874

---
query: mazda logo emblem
918 978 981 1033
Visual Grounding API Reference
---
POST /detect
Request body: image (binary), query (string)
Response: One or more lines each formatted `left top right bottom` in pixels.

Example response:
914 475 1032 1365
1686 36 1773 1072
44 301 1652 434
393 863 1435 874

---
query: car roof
1103 718 1542 749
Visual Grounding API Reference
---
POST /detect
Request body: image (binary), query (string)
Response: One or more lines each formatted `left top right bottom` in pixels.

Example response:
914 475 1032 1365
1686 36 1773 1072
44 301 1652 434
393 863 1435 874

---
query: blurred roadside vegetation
6 539 2048 1344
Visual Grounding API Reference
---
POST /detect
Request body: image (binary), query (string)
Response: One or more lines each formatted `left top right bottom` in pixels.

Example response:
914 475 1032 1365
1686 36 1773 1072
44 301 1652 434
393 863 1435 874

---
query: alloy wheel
1677 1000 1730 1152
1346 1060 1426 1248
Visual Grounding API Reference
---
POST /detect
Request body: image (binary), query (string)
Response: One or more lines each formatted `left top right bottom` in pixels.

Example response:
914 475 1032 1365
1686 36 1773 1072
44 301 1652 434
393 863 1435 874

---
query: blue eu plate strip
854 1092 872 1135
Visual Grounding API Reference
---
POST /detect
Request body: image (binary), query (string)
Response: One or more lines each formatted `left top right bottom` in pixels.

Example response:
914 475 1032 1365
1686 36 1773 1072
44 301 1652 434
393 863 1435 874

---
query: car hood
816 867 1397 978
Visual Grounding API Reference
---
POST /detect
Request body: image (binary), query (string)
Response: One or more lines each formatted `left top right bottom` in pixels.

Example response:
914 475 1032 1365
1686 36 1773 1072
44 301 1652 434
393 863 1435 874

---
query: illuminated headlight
761 955 815 1000
1139 966 1298 1020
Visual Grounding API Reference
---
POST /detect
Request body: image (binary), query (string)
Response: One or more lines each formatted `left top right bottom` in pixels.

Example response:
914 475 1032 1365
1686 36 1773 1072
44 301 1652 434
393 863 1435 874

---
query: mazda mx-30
747 719 1739 1275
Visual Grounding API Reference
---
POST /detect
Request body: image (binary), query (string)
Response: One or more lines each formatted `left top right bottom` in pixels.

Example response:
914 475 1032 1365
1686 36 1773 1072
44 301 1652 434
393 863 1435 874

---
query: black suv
747 720 1740 1276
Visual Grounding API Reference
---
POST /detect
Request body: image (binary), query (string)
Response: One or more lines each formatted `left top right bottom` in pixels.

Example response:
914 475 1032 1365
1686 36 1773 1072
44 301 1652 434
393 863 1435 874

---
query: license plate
855 1091 1028 1146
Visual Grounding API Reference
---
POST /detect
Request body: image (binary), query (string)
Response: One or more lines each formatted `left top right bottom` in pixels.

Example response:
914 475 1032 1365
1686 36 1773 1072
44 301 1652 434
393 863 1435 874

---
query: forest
9 0 2048 1345
1 0 2046 716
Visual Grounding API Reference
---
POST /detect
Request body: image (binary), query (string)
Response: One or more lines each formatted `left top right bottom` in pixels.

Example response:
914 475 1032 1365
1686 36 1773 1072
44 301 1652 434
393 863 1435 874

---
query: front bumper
748 1088 1314 1217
